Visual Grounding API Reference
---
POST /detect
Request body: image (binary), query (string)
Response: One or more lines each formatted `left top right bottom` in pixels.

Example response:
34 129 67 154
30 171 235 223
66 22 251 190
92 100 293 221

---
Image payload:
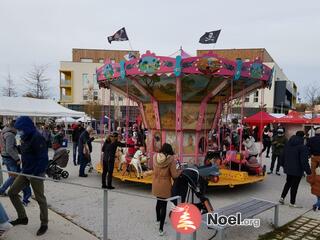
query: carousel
96 50 273 187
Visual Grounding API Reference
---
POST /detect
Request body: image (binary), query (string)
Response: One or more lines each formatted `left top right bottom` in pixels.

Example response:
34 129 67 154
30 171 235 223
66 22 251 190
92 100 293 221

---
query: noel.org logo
170 203 201 234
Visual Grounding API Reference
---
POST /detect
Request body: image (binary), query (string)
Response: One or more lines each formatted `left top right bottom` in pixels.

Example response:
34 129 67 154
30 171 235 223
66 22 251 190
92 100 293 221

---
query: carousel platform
95 163 266 188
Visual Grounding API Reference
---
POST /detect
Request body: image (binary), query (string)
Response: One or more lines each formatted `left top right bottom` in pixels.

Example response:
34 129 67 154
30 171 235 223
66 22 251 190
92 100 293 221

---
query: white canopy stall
0 97 85 117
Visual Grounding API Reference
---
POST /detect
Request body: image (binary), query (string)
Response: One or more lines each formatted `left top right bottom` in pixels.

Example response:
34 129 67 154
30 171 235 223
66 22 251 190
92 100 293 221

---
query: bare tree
1 72 18 97
305 85 320 116
305 85 320 106
24 64 50 99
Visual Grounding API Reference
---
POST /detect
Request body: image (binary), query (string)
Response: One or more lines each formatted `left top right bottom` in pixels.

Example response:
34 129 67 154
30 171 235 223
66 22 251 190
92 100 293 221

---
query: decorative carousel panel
241 59 271 81
166 131 178 154
159 103 176 130
183 132 196 155
181 75 227 102
204 104 217 129
135 75 176 101
182 103 200 130
110 77 150 103
152 130 162 153
197 132 207 155
143 103 157 129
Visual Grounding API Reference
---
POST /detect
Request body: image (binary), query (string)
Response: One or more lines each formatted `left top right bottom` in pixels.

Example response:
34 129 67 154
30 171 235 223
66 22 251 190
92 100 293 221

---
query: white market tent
55 117 76 123
76 115 96 123
0 97 85 117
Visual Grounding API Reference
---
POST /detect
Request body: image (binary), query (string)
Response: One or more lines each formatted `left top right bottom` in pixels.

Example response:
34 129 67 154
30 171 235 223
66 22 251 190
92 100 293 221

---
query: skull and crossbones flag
199 30 221 44
107 27 129 44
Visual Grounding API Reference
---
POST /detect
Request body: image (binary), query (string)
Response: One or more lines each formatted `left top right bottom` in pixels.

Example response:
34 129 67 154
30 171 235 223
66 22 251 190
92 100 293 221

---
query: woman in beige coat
152 143 181 236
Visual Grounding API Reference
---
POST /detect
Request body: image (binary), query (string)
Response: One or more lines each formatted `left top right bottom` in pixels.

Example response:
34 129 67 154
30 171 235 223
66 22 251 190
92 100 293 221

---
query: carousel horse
116 147 129 172
116 147 146 178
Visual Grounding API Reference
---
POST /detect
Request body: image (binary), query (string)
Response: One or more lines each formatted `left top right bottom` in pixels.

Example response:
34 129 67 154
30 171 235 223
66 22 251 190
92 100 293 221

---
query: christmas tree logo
170 203 201 234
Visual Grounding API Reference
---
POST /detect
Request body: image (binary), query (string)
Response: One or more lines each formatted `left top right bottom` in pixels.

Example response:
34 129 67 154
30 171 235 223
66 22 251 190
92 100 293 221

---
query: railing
0 169 185 240
60 80 72 86
60 95 72 102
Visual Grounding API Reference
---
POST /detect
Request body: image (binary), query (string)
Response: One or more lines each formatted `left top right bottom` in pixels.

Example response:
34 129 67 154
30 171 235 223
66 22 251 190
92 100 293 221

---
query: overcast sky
0 0 319 100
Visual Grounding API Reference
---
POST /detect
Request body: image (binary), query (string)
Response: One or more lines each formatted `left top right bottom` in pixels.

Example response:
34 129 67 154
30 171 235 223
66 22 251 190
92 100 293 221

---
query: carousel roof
96 50 273 104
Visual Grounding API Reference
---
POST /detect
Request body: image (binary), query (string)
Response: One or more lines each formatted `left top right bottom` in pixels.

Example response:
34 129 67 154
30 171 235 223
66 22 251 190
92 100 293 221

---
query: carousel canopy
275 111 310 124
243 111 276 125
0 97 85 117
96 50 273 130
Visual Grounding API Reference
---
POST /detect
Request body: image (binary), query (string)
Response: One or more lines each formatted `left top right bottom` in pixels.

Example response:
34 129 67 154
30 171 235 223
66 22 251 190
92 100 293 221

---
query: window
83 89 88 100
99 59 104 63
93 74 98 89
245 95 250 102
82 74 89 88
118 96 123 101
254 91 259 103
80 58 93 63
110 92 114 101
94 91 99 101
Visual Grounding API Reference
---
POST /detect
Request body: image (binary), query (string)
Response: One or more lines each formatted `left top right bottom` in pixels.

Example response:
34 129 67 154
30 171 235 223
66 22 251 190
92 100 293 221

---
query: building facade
59 49 140 122
197 48 297 116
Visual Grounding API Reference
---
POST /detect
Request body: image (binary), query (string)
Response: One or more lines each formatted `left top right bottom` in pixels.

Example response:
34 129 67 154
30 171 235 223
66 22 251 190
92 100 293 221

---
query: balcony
60 95 72 102
60 80 72 87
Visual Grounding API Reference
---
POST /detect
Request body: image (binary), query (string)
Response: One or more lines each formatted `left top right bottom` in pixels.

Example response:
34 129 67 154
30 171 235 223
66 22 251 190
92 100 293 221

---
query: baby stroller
172 166 214 214
47 148 70 180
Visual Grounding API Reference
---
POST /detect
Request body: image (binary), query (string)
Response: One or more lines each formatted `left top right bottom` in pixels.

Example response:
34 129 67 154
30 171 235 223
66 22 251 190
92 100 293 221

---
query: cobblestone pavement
259 215 320 240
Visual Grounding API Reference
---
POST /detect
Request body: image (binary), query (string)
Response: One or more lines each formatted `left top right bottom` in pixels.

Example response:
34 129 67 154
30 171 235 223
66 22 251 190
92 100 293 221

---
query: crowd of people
0 115 320 237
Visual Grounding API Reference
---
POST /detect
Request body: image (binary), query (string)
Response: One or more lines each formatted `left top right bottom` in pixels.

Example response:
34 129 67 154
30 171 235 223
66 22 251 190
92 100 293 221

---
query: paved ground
1 141 318 240
0 197 98 240
258 214 320 240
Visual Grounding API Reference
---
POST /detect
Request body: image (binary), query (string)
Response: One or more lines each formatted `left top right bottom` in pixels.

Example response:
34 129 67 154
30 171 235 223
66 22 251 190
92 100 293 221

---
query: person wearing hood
152 143 181 236
8 116 49 236
268 128 287 175
306 128 320 210
279 131 311 208
0 121 31 205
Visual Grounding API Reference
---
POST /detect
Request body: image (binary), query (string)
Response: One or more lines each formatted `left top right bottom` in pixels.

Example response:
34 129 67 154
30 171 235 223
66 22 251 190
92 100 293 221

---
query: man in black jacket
105 132 134 189
279 131 311 207
72 122 84 166
78 126 93 177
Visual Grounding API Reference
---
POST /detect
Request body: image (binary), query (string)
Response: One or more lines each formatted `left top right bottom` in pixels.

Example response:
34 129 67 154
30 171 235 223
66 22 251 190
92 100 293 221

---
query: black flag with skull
107 27 129 44
199 30 221 44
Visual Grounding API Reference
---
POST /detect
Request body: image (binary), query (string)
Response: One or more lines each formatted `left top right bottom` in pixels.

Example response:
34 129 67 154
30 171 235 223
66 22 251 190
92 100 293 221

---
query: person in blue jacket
8 116 49 236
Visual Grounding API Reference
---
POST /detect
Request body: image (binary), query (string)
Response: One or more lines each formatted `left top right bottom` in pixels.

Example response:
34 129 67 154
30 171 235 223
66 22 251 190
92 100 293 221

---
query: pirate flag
107 27 129 44
199 30 221 44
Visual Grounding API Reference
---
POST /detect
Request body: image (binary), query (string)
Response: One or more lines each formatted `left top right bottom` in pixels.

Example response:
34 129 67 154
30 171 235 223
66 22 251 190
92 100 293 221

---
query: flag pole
128 40 134 51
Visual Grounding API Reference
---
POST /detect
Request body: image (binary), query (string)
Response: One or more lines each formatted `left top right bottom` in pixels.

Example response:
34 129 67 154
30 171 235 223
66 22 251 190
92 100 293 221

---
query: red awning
275 111 310 124
243 111 276 125
311 117 320 124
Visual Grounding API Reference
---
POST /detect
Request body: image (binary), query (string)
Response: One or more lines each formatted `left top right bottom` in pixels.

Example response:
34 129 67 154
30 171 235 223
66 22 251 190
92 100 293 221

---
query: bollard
103 189 108 240
176 196 181 240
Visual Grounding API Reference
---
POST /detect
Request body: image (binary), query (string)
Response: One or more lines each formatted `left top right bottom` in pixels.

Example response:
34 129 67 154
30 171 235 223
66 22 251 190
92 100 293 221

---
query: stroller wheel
61 171 69 179
211 176 219 183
